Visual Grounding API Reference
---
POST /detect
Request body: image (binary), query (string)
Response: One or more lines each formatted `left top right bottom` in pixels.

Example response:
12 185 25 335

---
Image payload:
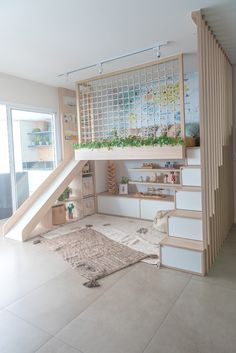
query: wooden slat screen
193 11 234 272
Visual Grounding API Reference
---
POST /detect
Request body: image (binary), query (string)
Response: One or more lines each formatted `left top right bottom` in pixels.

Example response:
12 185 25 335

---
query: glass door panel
0 104 12 219
11 109 57 208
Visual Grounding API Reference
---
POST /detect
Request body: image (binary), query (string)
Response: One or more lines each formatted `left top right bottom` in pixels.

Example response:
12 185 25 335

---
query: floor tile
193 239 236 291
8 266 131 335
36 337 81 353
0 310 50 353
0 241 69 309
143 313 198 353
145 279 236 353
57 264 190 353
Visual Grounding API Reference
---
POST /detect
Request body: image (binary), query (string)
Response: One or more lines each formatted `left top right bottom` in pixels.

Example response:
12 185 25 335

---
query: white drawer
97 195 140 218
181 167 201 187
176 191 202 211
161 245 203 274
140 199 174 220
186 148 200 166
168 216 203 241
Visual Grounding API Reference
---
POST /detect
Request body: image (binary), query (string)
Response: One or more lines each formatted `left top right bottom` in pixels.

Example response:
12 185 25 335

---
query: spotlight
97 63 103 74
156 46 161 59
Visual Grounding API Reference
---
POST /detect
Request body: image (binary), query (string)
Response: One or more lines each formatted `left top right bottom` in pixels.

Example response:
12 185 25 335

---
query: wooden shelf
82 172 94 176
97 191 174 203
128 168 181 173
59 196 80 203
128 181 181 189
27 131 52 135
28 144 54 148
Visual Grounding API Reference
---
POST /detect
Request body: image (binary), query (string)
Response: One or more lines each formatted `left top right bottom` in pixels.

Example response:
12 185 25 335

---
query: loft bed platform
74 145 185 161
75 55 189 162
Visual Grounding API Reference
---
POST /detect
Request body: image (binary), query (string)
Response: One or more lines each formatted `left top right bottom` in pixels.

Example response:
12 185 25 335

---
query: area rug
42 228 148 287
41 214 164 265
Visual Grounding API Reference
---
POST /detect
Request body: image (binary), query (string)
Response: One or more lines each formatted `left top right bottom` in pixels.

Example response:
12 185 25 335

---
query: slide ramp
3 159 86 241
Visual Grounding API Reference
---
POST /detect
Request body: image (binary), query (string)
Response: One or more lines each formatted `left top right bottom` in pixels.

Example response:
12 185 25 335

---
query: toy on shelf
170 172 176 184
164 174 169 184
142 162 154 169
164 161 178 169
82 162 90 174
107 161 117 194
67 203 75 219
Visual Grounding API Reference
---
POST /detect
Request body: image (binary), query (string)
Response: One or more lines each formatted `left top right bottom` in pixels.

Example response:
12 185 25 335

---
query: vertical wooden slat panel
192 10 234 272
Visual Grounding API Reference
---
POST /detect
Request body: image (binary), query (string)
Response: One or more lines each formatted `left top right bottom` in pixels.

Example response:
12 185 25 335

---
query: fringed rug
42 228 148 287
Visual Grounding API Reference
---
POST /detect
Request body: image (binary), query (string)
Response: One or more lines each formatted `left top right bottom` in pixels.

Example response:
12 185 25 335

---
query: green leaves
74 135 184 150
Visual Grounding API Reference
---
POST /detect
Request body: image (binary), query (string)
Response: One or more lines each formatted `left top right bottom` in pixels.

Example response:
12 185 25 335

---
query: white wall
0 72 62 163
0 72 58 110
233 66 236 222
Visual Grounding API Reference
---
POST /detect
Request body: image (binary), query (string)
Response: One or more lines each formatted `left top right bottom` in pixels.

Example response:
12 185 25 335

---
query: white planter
119 184 128 195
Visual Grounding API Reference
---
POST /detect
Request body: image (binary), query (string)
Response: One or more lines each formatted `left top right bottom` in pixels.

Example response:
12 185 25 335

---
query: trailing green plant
58 187 72 202
74 135 184 150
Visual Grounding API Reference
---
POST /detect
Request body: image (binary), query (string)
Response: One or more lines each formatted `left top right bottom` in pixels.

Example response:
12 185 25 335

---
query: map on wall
184 72 199 123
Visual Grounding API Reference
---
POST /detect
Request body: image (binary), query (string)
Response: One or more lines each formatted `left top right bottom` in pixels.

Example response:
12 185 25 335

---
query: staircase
160 147 205 275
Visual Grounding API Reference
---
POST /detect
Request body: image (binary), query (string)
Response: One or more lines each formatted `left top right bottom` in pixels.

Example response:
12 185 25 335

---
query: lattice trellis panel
77 55 184 143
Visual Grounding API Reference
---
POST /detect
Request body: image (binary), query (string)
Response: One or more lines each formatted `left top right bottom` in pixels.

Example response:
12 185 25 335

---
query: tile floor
0 218 236 353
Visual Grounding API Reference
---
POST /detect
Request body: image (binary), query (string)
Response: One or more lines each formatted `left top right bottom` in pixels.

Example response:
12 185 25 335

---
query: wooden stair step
168 209 202 219
180 165 201 169
179 186 201 192
160 236 205 252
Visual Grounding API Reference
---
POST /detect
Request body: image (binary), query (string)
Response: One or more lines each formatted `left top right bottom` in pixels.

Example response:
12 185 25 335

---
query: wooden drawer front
97 195 140 218
140 199 174 221
82 176 94 197
83 197 95 216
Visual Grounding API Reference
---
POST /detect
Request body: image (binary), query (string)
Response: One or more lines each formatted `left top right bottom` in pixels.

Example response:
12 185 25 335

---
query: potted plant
44 135 50 145
34 135 41 146
58 187 72 201
119 176 129 195
185 123 200 147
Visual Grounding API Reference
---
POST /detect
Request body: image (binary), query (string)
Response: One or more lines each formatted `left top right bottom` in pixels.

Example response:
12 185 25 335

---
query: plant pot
185 137 197 147
119 183 128 195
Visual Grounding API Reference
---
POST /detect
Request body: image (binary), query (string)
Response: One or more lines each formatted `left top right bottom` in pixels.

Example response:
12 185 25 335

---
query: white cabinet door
186 148 200 165
168 216 203 241
140 200 174 220
176 191 202 211
82 176 94 197
83 197 95 216
97 195 140 218
161 246 203 274
181 167 201 187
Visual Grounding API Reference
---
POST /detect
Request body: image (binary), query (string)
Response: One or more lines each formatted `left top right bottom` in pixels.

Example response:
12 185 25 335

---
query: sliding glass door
0 105 12 219
11 109 57 208
0 104 58 217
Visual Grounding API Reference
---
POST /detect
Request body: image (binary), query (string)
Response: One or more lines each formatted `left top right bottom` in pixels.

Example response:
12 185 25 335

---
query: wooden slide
3 159 87 241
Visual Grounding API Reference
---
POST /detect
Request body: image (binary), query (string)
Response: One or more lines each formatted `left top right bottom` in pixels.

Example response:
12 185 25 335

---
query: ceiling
202 4 236 63
0 0 235 89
